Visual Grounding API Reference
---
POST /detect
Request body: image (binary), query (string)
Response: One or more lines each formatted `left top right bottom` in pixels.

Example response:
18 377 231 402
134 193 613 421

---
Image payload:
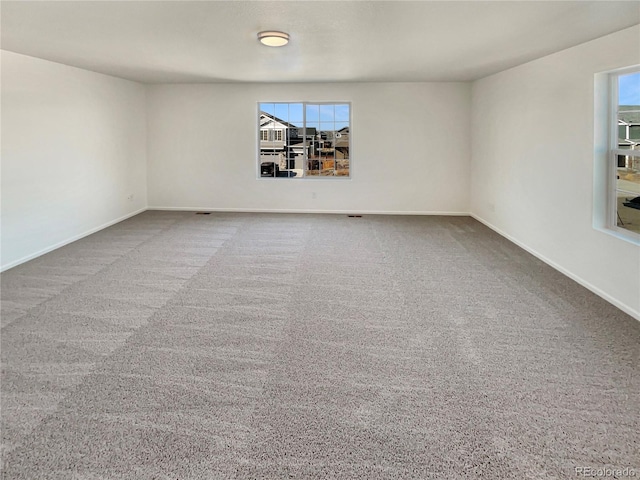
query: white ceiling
2 1 639 84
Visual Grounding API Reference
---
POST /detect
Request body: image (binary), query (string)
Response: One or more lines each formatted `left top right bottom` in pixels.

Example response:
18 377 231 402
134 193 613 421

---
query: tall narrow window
612 70 640 236
258 102 350 178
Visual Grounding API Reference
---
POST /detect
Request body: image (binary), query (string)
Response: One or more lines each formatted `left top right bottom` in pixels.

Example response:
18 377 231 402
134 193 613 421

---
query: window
258 102 350 178
610 69 640 237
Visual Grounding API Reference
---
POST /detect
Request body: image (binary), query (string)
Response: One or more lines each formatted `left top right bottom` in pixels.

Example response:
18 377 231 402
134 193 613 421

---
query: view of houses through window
259 102 350 178
615 70 640 235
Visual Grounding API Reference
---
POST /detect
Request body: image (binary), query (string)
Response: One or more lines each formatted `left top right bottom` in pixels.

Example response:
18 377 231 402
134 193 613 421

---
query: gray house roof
619 106 640 124
260 112 300 130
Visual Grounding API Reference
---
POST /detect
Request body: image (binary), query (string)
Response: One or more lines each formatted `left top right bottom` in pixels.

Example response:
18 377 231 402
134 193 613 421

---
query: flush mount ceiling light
258 31 289 47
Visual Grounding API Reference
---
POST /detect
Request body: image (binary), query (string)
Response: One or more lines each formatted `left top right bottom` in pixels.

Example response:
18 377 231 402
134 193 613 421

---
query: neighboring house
259 112 320 173
619 121 640 142
259 113 296 151
619 107 640 143
335 127 350 160
618 106 640 169
315 127 349 161
259 112 299 172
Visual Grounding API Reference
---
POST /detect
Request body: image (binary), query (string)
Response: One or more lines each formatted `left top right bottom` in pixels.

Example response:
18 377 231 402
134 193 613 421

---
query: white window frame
257 102 351 180
606 67 640 243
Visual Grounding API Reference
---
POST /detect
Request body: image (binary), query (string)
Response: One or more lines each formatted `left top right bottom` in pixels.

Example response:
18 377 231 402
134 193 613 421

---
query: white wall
146 82 471 214
470 26 640 319
1 51 147 270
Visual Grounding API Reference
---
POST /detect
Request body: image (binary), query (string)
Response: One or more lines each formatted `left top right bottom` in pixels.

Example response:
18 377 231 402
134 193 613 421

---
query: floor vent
348 215 362 218
196 212 211 215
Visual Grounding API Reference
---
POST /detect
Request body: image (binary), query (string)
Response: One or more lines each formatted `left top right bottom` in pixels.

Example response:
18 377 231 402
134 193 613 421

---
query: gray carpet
1 211 638 479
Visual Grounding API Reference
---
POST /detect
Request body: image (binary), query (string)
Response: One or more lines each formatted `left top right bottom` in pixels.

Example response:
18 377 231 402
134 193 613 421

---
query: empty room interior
2 1 640 478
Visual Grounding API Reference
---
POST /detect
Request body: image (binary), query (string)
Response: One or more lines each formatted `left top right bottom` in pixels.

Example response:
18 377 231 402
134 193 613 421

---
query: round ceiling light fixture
258 31 289 47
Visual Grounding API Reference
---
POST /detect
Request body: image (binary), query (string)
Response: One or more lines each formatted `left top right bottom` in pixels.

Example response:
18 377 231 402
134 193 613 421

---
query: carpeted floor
1 211 638 479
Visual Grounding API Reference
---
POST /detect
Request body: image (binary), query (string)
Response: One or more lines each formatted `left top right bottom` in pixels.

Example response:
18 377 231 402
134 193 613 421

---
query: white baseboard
470 213 640 322
147 206 471 216
1 207 147 272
